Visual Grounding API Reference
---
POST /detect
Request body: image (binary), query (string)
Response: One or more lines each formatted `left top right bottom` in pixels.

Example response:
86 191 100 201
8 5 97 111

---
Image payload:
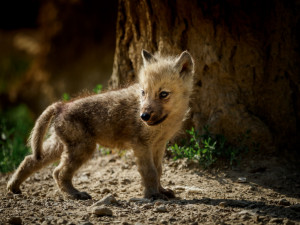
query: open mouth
147 114 168 126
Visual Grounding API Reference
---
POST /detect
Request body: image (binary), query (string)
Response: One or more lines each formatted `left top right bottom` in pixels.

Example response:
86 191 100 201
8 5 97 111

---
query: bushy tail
28 103 59 160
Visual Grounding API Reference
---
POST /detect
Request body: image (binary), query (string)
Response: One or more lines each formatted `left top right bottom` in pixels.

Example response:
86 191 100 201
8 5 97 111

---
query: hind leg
7 134 63 194
53 141 95 200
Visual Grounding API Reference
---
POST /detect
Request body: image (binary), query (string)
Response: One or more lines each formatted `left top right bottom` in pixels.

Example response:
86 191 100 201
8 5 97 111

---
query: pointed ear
175 51 194 77
141 49 157 65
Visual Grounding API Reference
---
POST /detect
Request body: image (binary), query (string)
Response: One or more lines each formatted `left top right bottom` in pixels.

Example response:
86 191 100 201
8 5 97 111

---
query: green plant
93 84 103 94
62 84 103 101
62 93 70 101
169 126 253 168
0 105 33 173
98 145 111 155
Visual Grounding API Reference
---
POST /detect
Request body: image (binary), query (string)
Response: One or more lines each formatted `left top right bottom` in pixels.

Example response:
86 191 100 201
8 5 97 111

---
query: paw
160 187 175 199
147 193 169 201
7 182 22 194
72 191 92 200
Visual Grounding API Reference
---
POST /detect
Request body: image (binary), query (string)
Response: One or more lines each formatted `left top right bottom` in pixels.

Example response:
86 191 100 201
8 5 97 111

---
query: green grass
62 84 103 101
93 84 103 94
168 126 257 168
0 105 33 173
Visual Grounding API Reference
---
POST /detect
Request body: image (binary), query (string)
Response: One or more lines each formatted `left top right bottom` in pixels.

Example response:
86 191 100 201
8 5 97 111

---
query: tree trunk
110 0 300 155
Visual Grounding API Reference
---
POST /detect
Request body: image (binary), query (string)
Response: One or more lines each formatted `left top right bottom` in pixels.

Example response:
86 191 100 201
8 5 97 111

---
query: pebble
133 208 141 213
92 194 117 206
237 177 247 183
154 200 167 206
155 205 168 212
279 199 291 206
219 201 227 207
142 203 153 209
92 206 113 216
129 198 151 203
238 209 257 216
101 188 111 194
148 216 157 221
57 218 68 224
121 178 131 185
108 180 118 185
269 218 283 223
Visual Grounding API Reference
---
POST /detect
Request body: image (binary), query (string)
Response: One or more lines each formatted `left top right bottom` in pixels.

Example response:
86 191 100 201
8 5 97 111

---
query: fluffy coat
7 50 194 200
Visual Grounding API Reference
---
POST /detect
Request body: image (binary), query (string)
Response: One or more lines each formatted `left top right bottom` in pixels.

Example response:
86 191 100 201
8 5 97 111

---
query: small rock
82 172 90 176
121 164 129 170
108 180 118 185
57 218 68 224
238 177 247 183
219 201 227 207
148 216 157 221
8 216 22 225
168 180 175 185
249 186 257 191
92 206 113 216
108 156 117 162
169 217 177 222
155 206 168 212
142 203 153 209
159 220 168 224
174 186 186 191
129 198 151 203
101 188 111 194
92 194 117 206
238 209 257 216
253 215 261 222
241 214 251 221
154 200 166 206
269 218 283 223
133 208 141 213
278 199 291 206
121 178 131 185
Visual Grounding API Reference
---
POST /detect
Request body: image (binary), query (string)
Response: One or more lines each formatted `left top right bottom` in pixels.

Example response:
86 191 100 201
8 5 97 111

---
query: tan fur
7 50 194 200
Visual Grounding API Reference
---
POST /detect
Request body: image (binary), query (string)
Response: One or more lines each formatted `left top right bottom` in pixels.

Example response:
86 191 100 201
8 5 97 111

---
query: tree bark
110 0 300 155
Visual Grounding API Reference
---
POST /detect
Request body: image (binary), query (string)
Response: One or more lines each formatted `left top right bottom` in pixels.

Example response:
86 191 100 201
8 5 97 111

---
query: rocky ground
0 151 300 225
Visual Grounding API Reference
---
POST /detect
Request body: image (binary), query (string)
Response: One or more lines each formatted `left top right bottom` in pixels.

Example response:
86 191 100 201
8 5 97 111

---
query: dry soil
0 151 300 225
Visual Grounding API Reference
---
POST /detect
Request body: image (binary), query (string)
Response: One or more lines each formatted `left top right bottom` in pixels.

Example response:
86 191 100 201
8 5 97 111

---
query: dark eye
141 90 145 96
159 91 169 99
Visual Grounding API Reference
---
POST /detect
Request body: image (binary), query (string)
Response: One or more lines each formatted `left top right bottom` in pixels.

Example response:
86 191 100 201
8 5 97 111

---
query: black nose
141 113 151 121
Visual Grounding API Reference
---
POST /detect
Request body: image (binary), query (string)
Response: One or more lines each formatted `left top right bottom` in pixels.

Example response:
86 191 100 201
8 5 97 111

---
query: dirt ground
0 151 300 225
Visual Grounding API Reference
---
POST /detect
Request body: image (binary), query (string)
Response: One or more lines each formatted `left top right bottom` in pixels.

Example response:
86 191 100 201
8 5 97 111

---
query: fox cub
7 50 194 200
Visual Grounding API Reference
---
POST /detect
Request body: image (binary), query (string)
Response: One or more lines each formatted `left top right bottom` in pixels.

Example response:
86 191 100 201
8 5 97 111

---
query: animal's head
139 49 194 126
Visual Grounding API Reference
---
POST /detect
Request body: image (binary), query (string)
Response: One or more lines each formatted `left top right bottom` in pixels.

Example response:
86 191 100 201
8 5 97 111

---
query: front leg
153 143 176 199
133 147 167 200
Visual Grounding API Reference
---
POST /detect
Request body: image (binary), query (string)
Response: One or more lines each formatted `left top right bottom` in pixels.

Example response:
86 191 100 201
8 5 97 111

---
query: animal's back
54 84 143 150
